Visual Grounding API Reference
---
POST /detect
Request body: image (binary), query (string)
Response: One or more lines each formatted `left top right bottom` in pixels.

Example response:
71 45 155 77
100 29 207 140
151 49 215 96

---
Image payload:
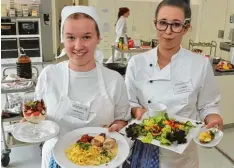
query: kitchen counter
211 60 234 76
213 65 234 76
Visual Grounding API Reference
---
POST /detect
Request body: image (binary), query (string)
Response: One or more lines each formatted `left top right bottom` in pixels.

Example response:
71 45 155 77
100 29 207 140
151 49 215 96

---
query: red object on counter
128 39 134 48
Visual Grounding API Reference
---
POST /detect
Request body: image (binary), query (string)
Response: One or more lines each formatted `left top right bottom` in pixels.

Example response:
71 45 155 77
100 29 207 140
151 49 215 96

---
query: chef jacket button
149 64 153 67
148 100 151 104
149 80 153 83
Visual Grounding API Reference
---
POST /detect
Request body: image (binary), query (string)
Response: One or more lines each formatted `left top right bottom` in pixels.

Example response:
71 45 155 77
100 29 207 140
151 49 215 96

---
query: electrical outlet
218 30 224 39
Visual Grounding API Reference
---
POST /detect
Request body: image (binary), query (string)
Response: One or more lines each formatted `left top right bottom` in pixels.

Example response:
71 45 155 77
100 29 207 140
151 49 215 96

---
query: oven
1 19 16 35
1 38 18 59
18 21 39 35
19 38 40 57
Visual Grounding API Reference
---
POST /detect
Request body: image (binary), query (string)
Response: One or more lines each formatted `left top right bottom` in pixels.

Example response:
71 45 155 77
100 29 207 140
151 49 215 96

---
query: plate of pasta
53 127 130 168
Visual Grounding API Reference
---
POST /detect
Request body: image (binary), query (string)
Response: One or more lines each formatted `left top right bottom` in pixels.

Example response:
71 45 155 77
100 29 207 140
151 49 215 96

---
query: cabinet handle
1 49 18 51
19 38 39 41
1 39 17 41
1 23 15 25
24 48 40 50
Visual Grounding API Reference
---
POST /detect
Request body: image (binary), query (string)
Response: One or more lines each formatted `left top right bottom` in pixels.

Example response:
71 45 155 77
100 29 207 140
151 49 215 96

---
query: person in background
123 0 223 167
35 6 130 168
106 7 130 63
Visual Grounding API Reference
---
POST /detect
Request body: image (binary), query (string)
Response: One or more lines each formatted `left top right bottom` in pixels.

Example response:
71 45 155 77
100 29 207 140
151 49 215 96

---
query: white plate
193 127 224 148
12 120 59 143
120 112 203 154
53 127 130 168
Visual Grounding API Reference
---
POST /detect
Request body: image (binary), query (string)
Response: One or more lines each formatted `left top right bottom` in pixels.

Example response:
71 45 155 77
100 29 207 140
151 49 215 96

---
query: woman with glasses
123 0 223 167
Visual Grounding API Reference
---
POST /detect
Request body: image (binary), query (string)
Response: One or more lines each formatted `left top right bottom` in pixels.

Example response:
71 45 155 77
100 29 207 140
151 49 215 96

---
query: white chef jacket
37 61 131 168
115 16 127 43
125 47 221 168
36 61 131 122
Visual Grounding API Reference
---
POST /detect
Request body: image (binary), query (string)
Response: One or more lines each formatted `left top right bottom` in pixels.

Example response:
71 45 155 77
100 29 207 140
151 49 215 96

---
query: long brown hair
116 7 129 23
155 0 191 25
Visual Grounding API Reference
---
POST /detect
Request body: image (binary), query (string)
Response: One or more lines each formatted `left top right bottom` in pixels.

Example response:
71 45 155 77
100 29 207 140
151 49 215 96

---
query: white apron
41 62 115 168
134 49 199 168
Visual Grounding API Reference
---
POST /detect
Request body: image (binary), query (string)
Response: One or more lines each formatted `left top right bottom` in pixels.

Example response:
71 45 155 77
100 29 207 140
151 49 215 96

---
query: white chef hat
60 5 102 43
56 6 104 63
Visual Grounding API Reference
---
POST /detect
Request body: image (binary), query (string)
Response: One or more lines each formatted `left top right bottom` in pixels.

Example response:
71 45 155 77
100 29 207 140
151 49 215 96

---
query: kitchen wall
85 0 233 60
124 0 200 5
40 0 54 62
51 0 73 57
86 0 201 59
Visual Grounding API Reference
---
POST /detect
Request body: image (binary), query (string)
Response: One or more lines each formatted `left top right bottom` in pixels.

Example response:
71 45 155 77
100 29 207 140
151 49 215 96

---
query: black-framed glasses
155 19 190 33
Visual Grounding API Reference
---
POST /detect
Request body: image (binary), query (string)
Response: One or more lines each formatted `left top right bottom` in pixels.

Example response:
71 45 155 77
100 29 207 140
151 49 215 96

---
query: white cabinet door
130 2 152 41
199 0 228 57
89 0 116 59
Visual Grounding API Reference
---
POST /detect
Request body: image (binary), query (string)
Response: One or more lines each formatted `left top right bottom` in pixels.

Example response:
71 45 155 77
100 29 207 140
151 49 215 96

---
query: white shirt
125 47 220 122
35 61 131 121
68 68 99 103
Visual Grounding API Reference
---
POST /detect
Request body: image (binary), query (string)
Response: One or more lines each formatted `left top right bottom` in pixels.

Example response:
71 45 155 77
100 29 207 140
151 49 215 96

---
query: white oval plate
193 127 224 148
12 120 60 143
53 127 130 168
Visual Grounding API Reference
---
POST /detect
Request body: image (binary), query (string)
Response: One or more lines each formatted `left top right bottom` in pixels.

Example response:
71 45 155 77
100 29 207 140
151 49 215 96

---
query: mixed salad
125 112 196 146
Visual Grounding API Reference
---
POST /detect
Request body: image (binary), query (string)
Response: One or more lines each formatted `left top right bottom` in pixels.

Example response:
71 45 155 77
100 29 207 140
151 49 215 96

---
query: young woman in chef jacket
106 7 130 63
35 6 131 168
123 0 223 167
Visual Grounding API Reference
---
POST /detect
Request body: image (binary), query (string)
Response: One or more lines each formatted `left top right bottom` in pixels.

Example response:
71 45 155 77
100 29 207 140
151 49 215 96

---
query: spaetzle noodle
65 143 118 166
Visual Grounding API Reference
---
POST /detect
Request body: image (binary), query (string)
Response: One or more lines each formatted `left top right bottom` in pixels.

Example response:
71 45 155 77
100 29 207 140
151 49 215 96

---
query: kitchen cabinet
198 0 228 57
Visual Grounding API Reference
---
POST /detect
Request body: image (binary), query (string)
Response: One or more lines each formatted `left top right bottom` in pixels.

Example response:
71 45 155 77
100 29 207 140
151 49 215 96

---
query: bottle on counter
16 47 32 79
118 36 125 50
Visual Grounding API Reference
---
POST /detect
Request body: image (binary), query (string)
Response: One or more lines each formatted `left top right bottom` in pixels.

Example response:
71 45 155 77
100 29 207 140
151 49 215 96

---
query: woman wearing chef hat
106 7 130 63
36 6 130 168
123 0 223 167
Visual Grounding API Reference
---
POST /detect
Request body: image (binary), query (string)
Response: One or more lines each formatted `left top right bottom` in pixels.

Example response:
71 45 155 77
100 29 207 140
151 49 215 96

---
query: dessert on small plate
193 125 223 148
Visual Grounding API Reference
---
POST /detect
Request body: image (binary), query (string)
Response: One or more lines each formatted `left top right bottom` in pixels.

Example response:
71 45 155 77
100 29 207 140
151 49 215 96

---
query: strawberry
24 112 32 117
33 111 40 116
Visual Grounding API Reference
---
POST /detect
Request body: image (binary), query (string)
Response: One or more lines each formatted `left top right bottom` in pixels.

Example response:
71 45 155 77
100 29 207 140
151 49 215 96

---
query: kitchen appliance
1 19 16 35
1 18 42 64
19 38 40 58
220 28 234 64
18 21 39 35
231 47 234 65
1 38 18 59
